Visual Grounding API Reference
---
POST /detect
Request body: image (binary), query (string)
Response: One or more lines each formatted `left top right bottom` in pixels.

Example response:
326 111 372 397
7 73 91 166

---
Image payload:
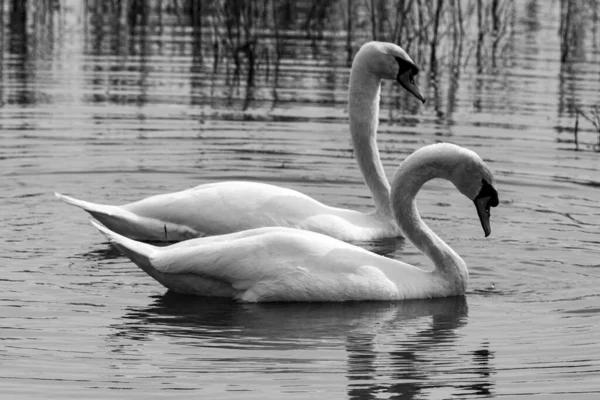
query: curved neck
348 64 391 216
390 160 468 291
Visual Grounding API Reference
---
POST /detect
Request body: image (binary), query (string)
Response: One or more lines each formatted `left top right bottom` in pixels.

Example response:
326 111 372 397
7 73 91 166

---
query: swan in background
92 143 499 302
55 41 425 242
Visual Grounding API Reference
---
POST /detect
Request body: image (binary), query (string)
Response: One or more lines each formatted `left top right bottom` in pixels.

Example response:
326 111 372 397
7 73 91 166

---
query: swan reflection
344 296 494 399
109 293 495 398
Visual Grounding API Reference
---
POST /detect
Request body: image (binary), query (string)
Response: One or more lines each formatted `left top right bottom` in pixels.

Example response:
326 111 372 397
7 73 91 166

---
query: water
2 0 600 398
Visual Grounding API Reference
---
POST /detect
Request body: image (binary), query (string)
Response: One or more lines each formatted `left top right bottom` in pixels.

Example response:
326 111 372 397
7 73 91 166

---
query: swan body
93 143 499 302
56 182 399 242
56 41 425 242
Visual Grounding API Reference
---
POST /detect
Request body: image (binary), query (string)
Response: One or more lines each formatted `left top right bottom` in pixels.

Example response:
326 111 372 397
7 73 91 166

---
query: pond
1 0 599 398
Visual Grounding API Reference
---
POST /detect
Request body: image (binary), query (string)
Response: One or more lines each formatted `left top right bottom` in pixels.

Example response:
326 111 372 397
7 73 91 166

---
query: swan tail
55 192 200 242
91 220 159 274
91 220 236 297
55 192 118 215
55 192 133 229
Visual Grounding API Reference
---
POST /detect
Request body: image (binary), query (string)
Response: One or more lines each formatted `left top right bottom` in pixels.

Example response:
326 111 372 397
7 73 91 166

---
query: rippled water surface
2 0 600 398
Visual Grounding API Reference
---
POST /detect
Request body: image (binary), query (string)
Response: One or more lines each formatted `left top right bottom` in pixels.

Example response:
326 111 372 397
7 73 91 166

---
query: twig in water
577 104 600 152
574 111 579 151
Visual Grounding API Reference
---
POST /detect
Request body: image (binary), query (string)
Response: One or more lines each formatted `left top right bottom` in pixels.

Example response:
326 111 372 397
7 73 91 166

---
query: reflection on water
110 293 488 398
3 0 600 149
73 245 127 262
0 0 526 111
115 292 467 343
344 296 474 399
2 0 600 398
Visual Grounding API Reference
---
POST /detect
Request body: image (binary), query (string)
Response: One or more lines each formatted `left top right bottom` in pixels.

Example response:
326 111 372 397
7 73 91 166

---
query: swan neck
391 161 468 291
348 64 391 215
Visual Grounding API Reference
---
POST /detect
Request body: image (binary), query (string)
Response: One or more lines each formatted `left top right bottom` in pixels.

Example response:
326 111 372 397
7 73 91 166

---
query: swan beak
474 180 499 237
397 70 426 104
474 197 493 237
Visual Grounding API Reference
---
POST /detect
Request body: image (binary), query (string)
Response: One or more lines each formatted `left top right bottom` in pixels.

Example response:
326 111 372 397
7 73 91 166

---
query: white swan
55 41 425 242
92 143 499 302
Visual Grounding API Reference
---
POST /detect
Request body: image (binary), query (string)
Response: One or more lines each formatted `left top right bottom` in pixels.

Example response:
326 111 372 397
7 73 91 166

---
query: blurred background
1 0 600 149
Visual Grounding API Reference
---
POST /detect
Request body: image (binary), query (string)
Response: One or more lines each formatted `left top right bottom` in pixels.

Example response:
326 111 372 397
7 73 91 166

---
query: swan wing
126 181 334 232
61 182 382 242
153 228 402 302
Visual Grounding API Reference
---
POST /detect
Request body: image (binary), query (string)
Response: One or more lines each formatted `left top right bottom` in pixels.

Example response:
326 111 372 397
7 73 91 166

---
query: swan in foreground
55 41 425 242
92 143 499 302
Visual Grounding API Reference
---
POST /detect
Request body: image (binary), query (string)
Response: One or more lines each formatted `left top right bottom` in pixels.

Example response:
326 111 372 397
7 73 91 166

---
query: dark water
2 0 600 398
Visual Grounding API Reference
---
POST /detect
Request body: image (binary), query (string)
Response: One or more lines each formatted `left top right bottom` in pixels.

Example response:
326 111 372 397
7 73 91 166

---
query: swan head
354 41 426 104
392 143 499 237
446 146 499 237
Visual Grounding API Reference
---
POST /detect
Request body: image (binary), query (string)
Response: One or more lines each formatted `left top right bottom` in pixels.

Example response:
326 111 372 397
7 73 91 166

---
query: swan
91 143 499 302
55 41 425 242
